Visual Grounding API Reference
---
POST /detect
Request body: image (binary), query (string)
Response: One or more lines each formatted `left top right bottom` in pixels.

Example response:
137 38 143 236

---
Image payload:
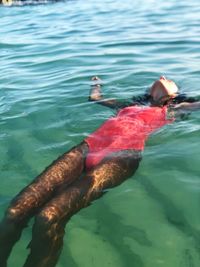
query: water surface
1 0 200 266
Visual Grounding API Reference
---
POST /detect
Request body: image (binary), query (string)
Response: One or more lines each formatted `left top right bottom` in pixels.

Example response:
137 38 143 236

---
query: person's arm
89 76 132 109
169 101 200 120
173 101 200 112
172 93 200 104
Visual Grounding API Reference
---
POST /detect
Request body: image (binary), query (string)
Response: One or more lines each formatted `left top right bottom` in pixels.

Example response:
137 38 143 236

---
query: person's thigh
36 149 142 224
6 141 89 223
22 150 141 267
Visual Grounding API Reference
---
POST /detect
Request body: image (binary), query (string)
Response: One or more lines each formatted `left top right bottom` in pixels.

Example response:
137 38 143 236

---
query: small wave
1 0 63 6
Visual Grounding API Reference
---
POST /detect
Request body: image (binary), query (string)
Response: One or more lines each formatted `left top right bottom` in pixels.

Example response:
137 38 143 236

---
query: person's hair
131 93 199 106
131 93 151 105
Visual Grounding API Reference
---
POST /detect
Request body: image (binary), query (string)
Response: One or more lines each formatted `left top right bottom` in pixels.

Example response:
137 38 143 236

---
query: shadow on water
2 137 36 182
60 246 79 267
71 199 151 267
180 249 194 267
138 174 200 265
94 202 150 267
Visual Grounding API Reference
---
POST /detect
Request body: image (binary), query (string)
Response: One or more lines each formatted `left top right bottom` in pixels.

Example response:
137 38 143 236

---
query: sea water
0 0 200 266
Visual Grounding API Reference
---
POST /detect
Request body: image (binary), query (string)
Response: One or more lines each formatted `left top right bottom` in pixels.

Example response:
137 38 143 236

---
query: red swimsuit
85 105 173 170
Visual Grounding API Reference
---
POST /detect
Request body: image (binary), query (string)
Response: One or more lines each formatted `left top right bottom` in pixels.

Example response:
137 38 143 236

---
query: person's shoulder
131 93 151 105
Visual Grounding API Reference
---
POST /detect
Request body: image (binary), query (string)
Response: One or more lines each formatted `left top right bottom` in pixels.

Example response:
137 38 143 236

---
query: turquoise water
1 0 200 266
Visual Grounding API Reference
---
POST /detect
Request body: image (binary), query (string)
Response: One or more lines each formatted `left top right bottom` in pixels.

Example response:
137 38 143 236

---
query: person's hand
89 76 102 101
91 76 102 84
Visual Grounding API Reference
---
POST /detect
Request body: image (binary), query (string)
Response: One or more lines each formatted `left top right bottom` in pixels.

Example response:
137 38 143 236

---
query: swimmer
0 76 200 267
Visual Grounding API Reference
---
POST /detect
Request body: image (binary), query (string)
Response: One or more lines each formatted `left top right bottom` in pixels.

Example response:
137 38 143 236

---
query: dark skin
0 145 140 267
0 76 199 267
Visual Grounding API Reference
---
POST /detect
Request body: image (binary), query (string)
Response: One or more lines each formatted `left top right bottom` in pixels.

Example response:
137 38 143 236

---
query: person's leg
23 150 141 267
0 141 88 267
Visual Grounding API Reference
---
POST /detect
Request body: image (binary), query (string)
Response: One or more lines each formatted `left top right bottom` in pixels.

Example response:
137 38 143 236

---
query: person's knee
35 207 60 233
5 206 26 224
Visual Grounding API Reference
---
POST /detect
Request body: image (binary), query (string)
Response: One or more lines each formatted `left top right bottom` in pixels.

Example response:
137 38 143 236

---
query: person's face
150 76 179 105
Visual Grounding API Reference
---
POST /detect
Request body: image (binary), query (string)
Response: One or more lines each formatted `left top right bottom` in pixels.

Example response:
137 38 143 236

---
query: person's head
149 76 179 106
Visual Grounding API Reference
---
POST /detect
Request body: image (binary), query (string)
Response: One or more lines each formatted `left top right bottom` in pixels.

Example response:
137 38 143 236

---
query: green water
1 0 200 266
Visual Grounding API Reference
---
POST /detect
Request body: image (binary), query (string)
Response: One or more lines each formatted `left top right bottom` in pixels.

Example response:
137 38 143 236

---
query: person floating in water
0 76 200 267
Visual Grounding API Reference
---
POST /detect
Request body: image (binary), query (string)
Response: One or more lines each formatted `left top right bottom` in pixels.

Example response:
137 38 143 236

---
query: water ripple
1 0 200 266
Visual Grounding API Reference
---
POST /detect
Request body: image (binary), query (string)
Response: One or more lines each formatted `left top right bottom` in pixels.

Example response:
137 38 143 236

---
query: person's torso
85 105 173 170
